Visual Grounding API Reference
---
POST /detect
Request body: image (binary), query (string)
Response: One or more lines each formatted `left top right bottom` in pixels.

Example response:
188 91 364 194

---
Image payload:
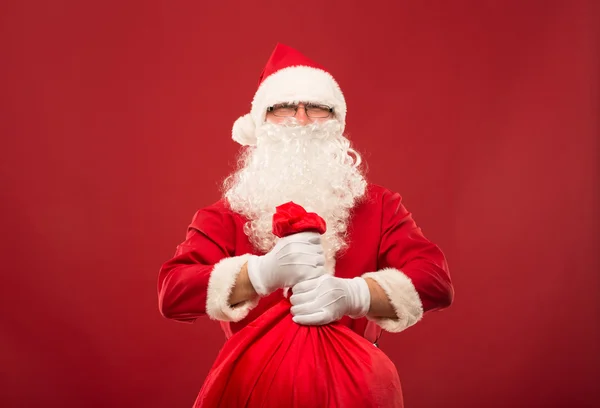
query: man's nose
295 104 310 125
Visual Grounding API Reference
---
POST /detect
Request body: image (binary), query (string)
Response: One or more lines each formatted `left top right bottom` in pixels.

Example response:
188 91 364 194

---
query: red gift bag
194 203 403 408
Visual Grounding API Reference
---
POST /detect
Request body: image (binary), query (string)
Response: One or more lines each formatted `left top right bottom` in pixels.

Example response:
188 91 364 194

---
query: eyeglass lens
270 104 332 118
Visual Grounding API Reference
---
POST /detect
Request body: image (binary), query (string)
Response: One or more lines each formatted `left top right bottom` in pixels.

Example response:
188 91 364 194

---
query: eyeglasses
267 103 334 118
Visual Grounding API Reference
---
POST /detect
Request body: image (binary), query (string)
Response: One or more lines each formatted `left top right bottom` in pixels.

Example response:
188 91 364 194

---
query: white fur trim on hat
232 113 257 146
362 268 424 333
206 254 259 322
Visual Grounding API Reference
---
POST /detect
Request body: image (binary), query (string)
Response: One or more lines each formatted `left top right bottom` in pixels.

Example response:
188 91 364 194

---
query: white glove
290 275 371 326
247 231 326 296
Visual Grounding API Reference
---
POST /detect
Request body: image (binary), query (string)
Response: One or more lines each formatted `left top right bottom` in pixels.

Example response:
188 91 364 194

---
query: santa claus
158 43 454 385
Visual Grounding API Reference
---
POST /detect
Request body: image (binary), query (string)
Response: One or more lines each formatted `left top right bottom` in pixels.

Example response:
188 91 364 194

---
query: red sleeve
157 204 236 323
377 189 454 313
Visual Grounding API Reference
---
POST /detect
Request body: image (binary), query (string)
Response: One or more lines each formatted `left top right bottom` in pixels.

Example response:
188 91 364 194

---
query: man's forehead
271 100 326 106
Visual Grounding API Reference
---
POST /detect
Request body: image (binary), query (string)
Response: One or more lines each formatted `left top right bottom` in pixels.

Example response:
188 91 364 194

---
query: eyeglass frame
266 102 335 118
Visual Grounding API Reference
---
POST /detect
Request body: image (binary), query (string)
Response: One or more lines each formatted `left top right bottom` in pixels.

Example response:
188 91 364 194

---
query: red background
1 1 598 407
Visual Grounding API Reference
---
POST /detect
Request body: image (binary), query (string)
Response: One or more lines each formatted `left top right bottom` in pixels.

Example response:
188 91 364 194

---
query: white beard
223 119 367 271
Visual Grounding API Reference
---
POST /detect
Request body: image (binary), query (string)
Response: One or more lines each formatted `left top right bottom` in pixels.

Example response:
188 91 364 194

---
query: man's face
265 102 333 126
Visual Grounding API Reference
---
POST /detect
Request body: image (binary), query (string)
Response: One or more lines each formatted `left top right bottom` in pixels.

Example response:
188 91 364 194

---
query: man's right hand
247 231 326 296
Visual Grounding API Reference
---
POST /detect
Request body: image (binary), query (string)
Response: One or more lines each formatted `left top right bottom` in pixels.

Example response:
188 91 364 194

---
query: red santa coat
158 184 454 340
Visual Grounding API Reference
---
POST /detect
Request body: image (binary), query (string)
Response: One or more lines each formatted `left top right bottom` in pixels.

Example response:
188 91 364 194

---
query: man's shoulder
192 197 229 215
203 197 232 212
189 198 244 231
352 184 405 219
363 183 399 203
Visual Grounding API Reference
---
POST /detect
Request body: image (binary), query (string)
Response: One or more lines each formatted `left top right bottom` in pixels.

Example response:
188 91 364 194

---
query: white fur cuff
206 254 259 322
362 268 424 333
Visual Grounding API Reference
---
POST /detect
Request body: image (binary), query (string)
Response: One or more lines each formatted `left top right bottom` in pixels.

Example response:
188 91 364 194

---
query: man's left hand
290 275 371 325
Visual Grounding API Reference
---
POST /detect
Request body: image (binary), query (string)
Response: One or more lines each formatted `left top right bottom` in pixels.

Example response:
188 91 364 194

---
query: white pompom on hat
232 43 347 146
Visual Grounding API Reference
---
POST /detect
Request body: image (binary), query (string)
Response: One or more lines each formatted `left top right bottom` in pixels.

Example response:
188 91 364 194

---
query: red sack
194 202 403 408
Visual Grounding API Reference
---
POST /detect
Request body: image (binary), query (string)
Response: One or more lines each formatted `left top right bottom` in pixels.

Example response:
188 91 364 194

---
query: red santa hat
232 43 347 146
